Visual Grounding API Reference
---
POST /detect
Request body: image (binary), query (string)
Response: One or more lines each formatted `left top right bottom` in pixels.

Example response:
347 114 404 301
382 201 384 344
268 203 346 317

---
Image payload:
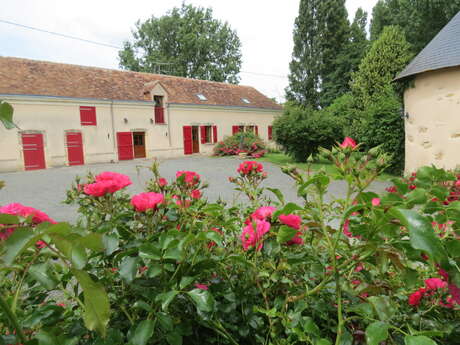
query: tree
370 0 460 53
119 3 242 84
351 26 412 107
286 0 322 109
318 0 351 107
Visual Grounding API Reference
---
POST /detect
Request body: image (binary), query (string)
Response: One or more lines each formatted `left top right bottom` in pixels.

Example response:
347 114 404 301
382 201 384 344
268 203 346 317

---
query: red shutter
213 125 218 143
66 132 84 166
80 106 97 126
22 133 46 170
232 126 239 135
117 132 134 160
155 107 165 124
200 126 206 144
183 126 193 155
255 126 259 135
268 126 273 140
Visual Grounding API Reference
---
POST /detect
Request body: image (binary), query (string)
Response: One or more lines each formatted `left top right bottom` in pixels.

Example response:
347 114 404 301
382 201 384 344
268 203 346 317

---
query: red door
21 133 46 170
66 132 84 166
183 126 192 155
117 132 134 160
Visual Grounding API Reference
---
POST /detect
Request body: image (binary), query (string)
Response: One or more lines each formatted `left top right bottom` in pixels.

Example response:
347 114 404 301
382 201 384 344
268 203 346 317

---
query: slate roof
0 57 281 110
396 12 460 80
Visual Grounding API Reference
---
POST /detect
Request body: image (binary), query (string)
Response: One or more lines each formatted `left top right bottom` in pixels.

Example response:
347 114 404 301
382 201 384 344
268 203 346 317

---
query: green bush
272 102 344 161
346 87 405 174
213 131 266 158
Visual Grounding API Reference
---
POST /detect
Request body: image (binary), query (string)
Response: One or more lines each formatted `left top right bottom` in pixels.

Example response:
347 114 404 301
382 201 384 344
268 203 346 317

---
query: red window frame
80 106 97 126
268 126 273 140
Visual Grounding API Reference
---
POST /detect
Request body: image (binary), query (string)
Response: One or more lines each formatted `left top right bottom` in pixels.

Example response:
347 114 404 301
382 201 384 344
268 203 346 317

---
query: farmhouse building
396 12 460 172
0 57 281 172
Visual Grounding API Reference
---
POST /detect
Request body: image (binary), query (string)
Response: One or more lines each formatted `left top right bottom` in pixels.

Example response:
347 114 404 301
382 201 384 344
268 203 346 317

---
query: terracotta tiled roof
0 57 281 110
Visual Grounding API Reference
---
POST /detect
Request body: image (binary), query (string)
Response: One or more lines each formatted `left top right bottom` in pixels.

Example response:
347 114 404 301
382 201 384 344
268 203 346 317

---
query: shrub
272 102 344 161
213 131 266 157
3 140 460 344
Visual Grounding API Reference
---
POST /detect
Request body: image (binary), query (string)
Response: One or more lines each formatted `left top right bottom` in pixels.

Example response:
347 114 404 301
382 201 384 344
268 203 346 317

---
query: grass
258 152 396 181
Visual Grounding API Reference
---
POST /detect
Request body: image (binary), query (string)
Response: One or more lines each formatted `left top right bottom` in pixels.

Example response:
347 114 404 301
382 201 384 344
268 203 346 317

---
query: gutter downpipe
167 103 172 147
110 100 116 154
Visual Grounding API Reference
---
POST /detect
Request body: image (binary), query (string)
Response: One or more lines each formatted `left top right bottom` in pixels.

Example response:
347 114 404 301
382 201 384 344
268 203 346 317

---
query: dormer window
154 95 165 124
196 93 207 101
242 98 251 104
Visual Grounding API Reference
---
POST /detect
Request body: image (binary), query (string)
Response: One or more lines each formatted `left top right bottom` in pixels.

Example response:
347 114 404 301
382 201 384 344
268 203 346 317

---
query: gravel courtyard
0 156 390 223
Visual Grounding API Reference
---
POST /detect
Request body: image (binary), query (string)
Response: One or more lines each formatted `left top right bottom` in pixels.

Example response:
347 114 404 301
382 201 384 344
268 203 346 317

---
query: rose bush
213 131 266 158
1 139 460 344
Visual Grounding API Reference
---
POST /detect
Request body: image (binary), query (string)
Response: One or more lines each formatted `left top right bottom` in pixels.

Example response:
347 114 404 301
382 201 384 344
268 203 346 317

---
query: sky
0 0 378 102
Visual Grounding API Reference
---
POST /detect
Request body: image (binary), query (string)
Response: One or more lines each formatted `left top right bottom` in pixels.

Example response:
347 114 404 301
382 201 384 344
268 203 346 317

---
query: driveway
0 156 390 223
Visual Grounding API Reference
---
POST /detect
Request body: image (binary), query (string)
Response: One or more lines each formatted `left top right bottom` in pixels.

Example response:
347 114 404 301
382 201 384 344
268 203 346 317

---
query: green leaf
205 230 222 247
164 247 183 261
365 321 389 345
131 320 155 345
406 188 427 205
147 266 162 278
102 234 119 255
0 214 19 224
36 330 58 345
139 243 161 260
275 203 303 218
187 288 214 312
390 208 446 263
29 263 59 290
267 188 285 204
3 228 37 265
119 256 138 283
157 312 173 332
78 233 104 252
179 276 195 289
277 225 298 244
301 317 320 337
50 233 87 269
404 335 438 345
316 339 332 345
446 240 460 258
368 296 394 321
156 291 179 311
132 301 154 313
166 333 182 345
0 101 16 129
72 269 110 337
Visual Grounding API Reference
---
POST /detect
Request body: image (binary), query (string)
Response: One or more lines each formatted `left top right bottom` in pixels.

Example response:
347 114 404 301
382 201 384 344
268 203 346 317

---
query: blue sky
0 0 378 101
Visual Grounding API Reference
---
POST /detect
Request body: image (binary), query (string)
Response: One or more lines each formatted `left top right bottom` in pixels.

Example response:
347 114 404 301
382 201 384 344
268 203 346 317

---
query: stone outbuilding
396 12 460 172
0 57 281 172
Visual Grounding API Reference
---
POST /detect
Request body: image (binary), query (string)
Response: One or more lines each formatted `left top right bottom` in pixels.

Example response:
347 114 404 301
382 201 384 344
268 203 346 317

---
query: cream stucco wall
0 95 280 172
404 67 460 173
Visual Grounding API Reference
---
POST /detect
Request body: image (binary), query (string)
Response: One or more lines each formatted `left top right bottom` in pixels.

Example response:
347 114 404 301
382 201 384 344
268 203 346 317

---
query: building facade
0 57 281 172
396 12 460 172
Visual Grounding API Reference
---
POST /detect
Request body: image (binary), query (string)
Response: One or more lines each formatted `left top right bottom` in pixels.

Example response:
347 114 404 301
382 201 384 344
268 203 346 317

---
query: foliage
0 100 17 130
4 141 460 344
346 87 405 174
370 0 460 53
272 102 344 162
213 131 266 158
287 0 357 109
119 3 242 84
351 25 412 107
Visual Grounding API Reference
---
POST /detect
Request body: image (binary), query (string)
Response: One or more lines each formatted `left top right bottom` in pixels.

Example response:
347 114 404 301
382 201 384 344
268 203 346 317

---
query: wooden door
133 132 146 158
192 126 200 153
65 132 84 166
183 126 192 155
117 132 134 160
21 133 46 170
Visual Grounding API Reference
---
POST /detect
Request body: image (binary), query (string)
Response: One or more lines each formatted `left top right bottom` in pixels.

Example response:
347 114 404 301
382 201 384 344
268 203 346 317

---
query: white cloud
0 0 378 101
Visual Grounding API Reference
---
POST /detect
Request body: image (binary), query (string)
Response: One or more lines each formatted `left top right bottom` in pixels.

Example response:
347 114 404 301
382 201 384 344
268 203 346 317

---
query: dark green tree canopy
119 3 242 84
370 0 460 53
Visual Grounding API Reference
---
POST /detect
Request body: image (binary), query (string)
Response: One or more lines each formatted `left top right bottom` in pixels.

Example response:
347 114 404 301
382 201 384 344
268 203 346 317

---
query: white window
242 98 251 104
197 93 207 101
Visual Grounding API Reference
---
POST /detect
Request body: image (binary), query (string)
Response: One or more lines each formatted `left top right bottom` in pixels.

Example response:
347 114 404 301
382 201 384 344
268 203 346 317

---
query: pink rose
408 288 425 306
340 137 357 149
176 171 200 186
194 283 208 290
252 206 276 220
84 172 132 196
131 192 164 212
279 214 301 230
158 178 168 187
286 232 304 246
425 278 447 290
237 161 264 175
241 219 270 251
191 189 202 199
371 198 381 206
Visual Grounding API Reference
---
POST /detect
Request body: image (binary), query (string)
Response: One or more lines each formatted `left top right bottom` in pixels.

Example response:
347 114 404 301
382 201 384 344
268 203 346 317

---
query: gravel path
0 156 390 223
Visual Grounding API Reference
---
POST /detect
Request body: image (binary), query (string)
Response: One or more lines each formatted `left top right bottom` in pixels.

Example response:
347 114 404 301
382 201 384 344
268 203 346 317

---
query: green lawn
258 153 396 181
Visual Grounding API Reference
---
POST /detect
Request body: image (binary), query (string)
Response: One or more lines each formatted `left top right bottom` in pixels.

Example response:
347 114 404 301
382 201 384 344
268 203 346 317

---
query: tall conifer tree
286 0 321 109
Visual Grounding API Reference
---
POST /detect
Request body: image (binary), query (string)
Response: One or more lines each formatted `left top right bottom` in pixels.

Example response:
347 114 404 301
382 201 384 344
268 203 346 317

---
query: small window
245 125 255 133
197 93 207 101
80 106 97 126
201 125 213 144
242 98 251 104
154 106 165 124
